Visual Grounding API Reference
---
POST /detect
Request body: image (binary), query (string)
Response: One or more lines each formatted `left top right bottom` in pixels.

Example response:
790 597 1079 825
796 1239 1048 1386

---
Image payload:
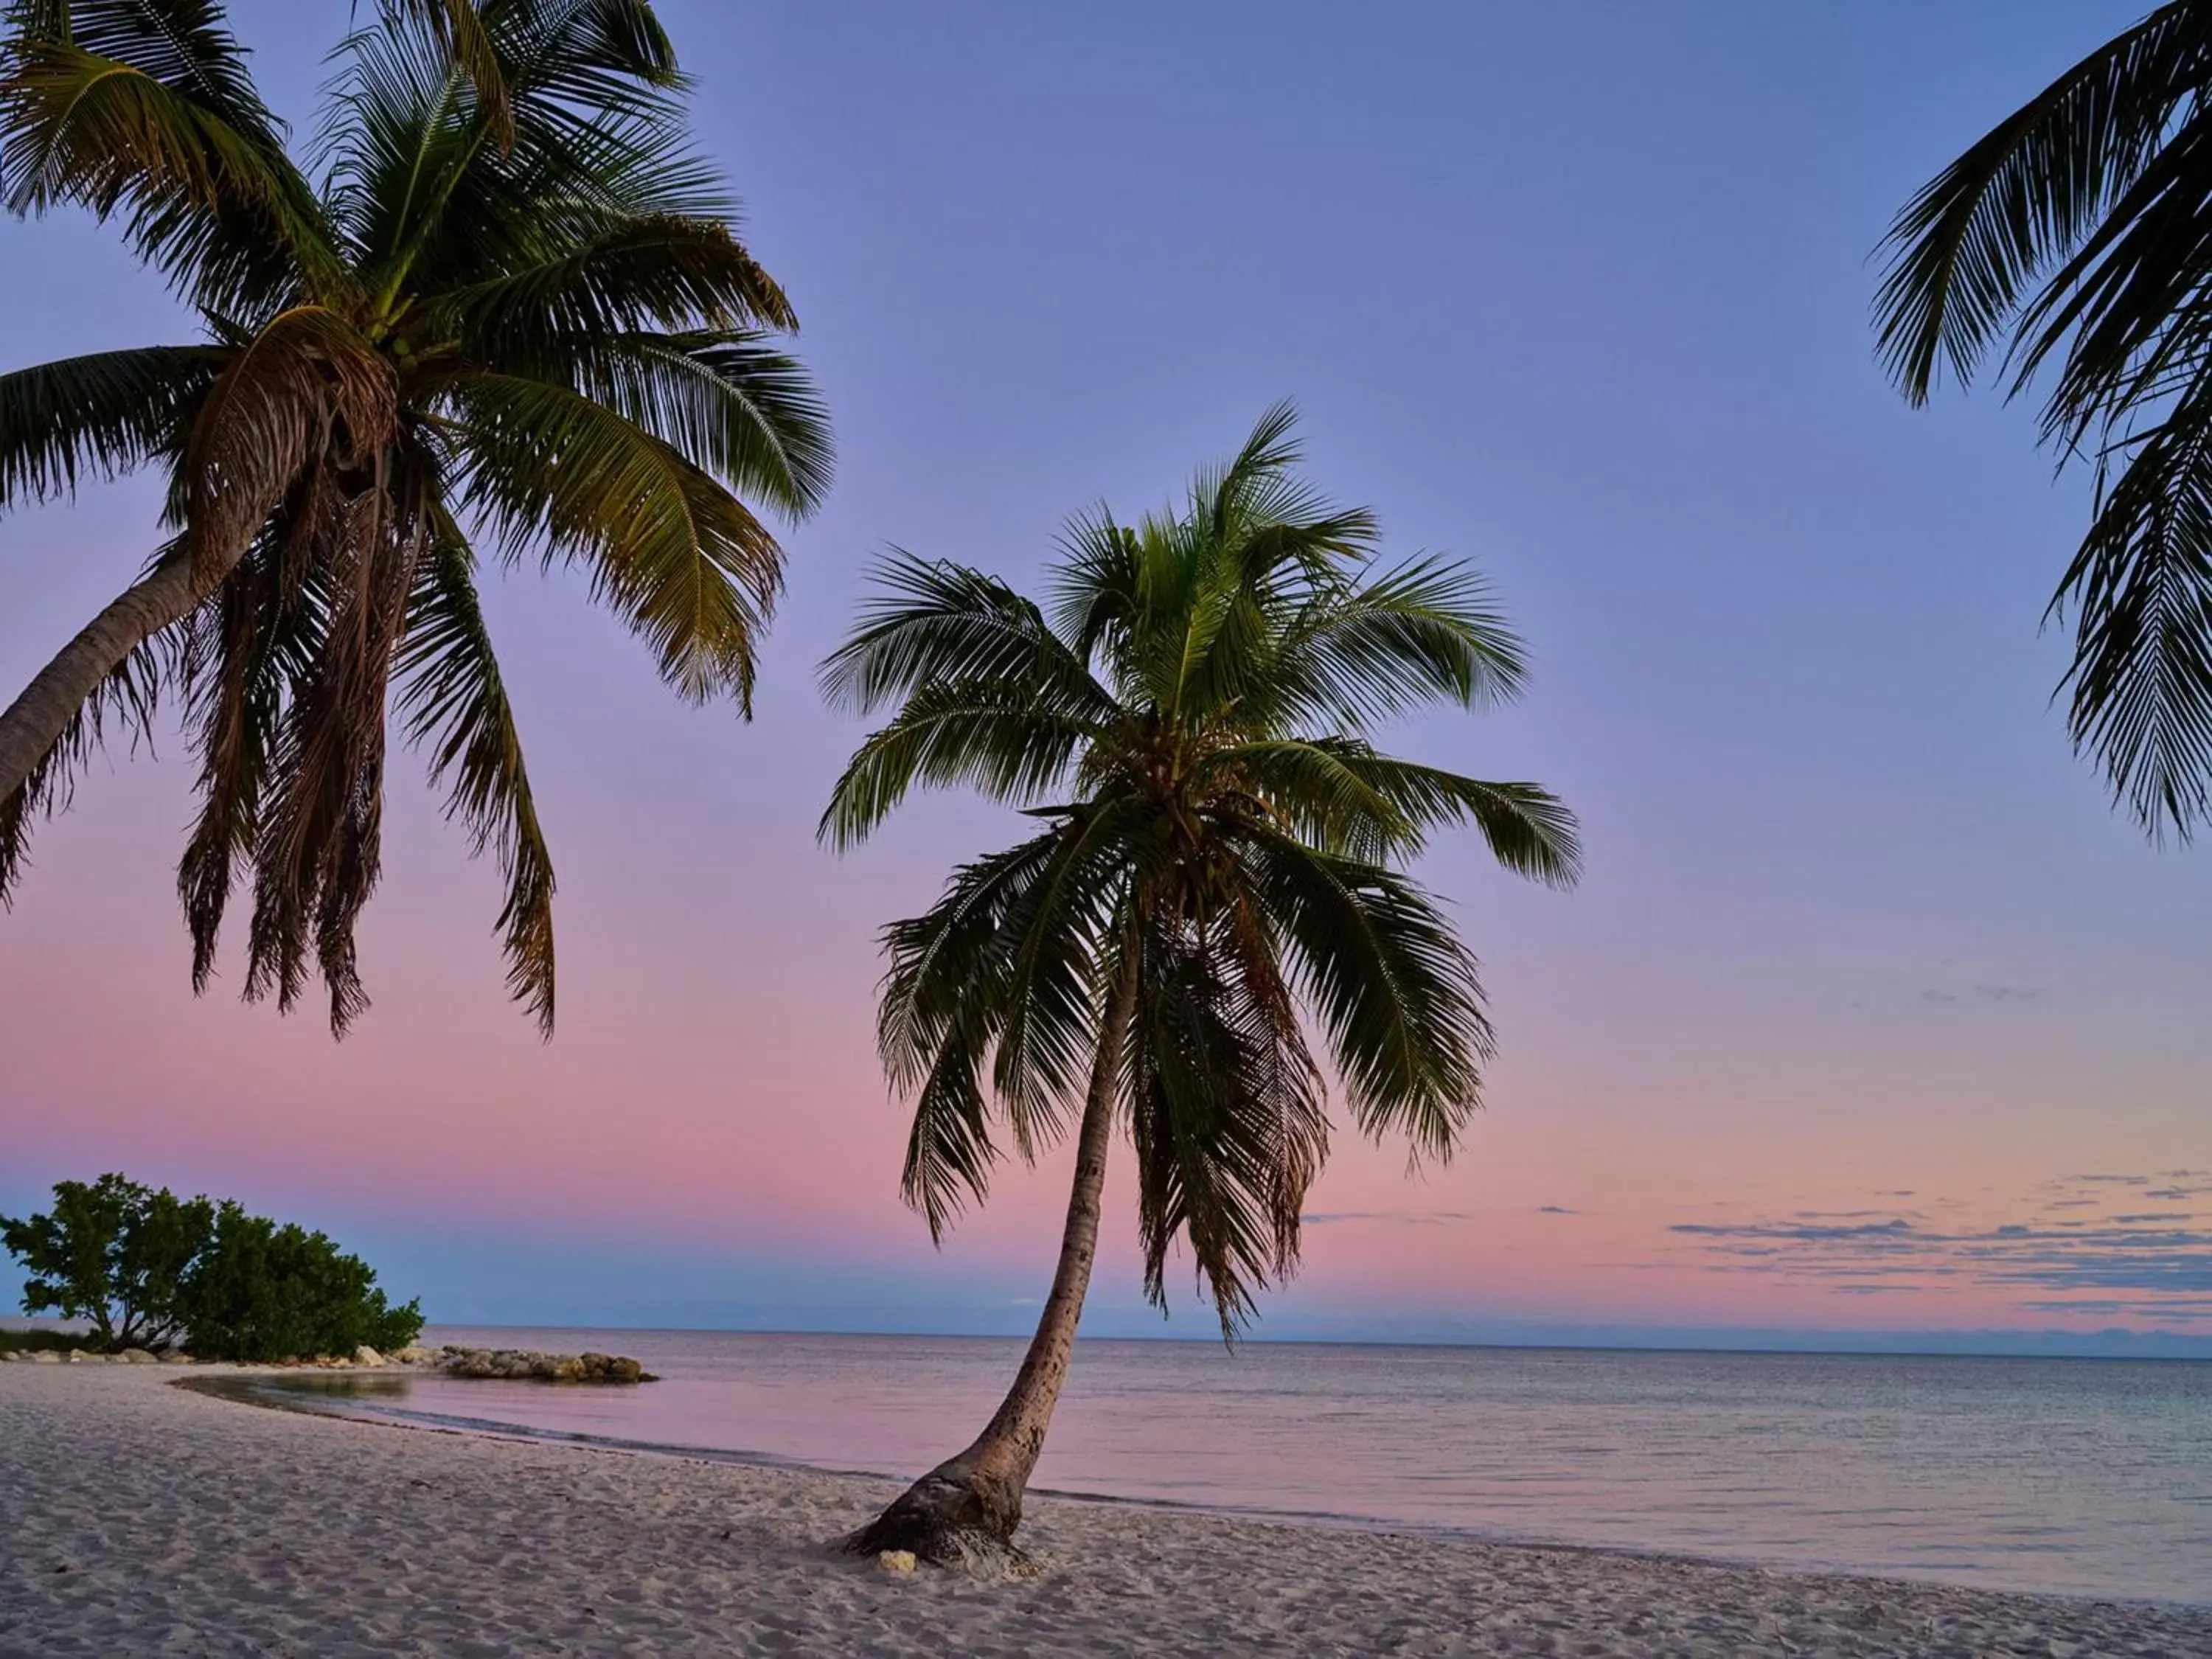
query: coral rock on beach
422 1344 657 1384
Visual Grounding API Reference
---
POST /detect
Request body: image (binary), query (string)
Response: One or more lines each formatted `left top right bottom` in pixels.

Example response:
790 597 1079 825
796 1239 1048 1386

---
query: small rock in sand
877 1551 917 1575
353 1346 384 1367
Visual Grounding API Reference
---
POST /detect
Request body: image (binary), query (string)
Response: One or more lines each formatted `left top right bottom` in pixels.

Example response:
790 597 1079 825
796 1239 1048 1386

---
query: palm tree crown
1877 0 2212 838
0 0 831 1032
824 405 1578 1330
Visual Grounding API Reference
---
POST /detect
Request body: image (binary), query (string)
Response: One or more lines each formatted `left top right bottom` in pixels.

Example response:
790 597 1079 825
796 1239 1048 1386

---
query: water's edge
179 1372 2205 1614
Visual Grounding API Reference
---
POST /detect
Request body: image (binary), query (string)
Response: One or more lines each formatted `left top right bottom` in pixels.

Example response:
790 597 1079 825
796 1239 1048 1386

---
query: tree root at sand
841 1464 1040 1576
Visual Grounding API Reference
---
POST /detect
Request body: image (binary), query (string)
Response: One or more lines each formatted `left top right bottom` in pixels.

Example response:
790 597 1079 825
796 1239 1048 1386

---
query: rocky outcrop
414 1345 656 1384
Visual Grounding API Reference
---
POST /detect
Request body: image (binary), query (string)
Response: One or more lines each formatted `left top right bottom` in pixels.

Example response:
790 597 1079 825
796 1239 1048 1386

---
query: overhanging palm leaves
1876 0 2212 836
825 403 1578 1331
0 0 830 1032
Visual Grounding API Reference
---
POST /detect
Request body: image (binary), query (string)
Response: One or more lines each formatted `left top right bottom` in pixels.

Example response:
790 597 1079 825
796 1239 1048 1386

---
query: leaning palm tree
820 405 1579 1568
0 0 830 1032
1877 1 2212 838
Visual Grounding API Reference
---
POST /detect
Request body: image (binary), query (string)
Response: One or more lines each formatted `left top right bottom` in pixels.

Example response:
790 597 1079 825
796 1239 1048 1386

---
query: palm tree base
841 1465 1037 1575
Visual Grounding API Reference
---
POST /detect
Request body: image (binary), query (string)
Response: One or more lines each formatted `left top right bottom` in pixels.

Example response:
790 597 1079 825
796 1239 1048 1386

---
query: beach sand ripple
3 1365 2205 1657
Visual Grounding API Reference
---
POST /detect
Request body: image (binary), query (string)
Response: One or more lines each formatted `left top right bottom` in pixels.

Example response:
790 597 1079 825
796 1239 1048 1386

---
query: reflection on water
257 1327 2212 1604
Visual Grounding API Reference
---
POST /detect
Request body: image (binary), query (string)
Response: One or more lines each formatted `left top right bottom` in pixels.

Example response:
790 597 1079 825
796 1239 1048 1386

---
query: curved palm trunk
0 555 204 804
845 959 1141 1571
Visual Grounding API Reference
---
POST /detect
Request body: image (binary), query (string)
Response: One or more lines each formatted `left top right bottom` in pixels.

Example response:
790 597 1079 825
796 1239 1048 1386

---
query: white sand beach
3 1363 2205 1658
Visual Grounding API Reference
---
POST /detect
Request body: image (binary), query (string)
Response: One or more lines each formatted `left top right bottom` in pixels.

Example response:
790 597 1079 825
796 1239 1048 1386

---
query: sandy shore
3 1364 2205 1658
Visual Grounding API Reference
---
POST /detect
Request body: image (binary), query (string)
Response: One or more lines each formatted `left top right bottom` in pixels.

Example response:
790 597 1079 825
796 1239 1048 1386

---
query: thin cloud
1667 1178 2212 1327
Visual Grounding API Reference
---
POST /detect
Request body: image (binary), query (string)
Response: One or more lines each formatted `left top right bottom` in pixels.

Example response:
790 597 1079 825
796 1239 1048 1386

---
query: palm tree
1877 1 2212 839
0 0 830 1033
820 405 1579 1568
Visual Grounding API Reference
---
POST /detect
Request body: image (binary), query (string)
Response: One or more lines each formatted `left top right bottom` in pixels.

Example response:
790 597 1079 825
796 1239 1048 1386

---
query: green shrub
175 1203 422 1362
1 1175 420 1360
0 1175 212 1351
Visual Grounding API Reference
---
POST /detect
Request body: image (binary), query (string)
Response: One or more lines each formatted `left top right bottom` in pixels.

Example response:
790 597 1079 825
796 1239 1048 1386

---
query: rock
64 1351 85 1363
434 1345 655 1385
159 1353 194 1365
877 1551 917 1575
392 1345 431 1365
1 1351 26 1363
29 1351 61 1365
120 1349 158 1364
353 1346 384 1367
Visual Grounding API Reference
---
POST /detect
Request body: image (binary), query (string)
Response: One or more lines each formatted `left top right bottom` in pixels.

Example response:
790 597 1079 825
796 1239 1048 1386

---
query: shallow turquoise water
271 1329 2212 1604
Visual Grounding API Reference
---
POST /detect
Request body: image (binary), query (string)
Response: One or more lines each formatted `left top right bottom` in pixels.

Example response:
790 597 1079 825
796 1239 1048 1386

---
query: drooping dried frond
180 307 397 581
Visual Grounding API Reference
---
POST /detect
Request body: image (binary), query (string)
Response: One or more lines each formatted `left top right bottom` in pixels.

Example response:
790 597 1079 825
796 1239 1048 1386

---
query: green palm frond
0 345 220 504
0 0 340 310
429 216 797 348
496 330 828 518
821 552 1116 720
1269 554 1529 726
450 370 781 709
1231 822 1491 1161
396 509 556 1032
819 678 1105 852
877 829 1070 1237
0 614 164 904
383 0 510 152
1875 4 2208 403
1878 2 2212 835
2051 400 2212 831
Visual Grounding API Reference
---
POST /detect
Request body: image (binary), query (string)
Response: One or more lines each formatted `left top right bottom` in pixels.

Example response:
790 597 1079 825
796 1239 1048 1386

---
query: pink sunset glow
2 0 2207 1352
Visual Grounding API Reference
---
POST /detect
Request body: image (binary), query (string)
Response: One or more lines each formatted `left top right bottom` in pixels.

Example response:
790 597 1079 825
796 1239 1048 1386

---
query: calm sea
268 1328 2212 1604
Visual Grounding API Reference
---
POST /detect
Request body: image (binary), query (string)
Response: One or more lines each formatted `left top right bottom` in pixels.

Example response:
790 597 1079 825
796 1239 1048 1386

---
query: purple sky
3 1 2208 1353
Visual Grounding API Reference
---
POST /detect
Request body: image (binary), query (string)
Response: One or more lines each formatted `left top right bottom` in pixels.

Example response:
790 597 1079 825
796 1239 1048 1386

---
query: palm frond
819 678 1102 852
1234 822 1491 1160
449 369 780 709
1268 554 1529 726
465 326 828 518
383 0 509 151
821 552 1116 720
877 829 1070 1237
2051 402 2212 836
1128 894 1324 1333
428 214 796 344
0 344 219 506
1874 2 2208 402
396 507 556 1031
0 1 340 310
0 615 163 905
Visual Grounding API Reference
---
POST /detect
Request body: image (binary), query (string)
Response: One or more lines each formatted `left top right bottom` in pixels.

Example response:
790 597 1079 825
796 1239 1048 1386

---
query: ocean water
269 1328 2212 1604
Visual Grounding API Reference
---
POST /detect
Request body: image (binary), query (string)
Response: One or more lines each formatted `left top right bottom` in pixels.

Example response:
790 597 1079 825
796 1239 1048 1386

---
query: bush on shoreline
1 1175 420 1360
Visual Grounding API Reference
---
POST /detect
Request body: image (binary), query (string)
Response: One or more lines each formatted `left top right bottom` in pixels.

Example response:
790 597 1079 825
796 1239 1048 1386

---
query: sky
2 1 2208 1357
